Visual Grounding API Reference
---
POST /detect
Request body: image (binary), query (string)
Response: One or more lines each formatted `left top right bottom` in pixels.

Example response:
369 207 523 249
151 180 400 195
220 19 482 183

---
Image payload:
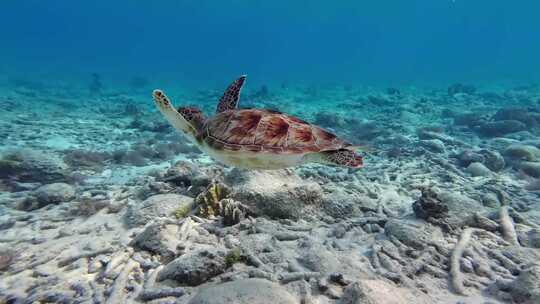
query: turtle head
177 106 206 132
153 90 205 140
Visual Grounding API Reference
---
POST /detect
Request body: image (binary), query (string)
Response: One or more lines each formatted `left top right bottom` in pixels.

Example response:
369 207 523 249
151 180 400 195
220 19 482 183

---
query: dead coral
218 198 252 226
63 149 110 169
67 200 110 217
450 228 473 295
0 155 22 178
0 150 67 183
120 150 147 166
0 249 15 272
224 248 243 267
499 206 519 246
106 259 140 304
173 205 192 219
111 148 149 166
413 187 448 219
153 143 174 160
196 182 231 218
412 187 451 231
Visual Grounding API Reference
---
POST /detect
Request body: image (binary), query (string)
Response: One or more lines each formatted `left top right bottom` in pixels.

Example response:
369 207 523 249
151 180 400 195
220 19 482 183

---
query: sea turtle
152 75 363 169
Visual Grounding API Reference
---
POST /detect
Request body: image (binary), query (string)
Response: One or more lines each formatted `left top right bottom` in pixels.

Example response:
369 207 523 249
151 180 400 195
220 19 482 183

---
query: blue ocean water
2 1 540 303
1 0 540 87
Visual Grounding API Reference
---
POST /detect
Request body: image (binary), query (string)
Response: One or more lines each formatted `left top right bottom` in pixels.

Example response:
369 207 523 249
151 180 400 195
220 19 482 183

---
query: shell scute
287 123 318 152
254 115 289 148
228 111 262 141
203 109 349 154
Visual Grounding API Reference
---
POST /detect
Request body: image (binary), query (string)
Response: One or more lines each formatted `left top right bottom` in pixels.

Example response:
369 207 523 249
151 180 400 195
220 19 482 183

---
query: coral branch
279 272 320 283
499 206 519 246
9 255 56 275
103 249 132 279
138 288 185 301
57 247 114 267
106 259 139 304
450 228 473 295
143 265 164 290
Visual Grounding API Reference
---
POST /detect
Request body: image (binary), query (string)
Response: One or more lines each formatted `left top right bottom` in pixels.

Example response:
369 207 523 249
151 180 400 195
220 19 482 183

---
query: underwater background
1 1 540 303
2 0 540 87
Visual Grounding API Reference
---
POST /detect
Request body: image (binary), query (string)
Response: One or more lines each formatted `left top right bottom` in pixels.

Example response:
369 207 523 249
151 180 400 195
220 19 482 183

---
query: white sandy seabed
0 82 540 303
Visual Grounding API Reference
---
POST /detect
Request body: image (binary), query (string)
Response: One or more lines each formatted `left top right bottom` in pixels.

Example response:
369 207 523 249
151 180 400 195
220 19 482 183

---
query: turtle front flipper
308 149 363 168
152 89 197 137
216 75 246 113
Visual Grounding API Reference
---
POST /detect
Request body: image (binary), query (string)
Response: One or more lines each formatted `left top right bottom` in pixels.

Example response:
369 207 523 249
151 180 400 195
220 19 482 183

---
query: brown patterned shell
201 109 352 154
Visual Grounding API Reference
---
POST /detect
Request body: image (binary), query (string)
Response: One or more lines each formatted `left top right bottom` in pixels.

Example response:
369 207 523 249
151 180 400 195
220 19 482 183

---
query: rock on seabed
34 182 75 205
157 248 227 286
188 279 297 304
340 279 431 304
225 169 323 219
123 193 193 228
465 162 492 177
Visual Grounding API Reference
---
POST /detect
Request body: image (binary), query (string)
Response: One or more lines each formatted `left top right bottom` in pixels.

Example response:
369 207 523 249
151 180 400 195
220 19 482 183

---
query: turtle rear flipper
308 149 363 168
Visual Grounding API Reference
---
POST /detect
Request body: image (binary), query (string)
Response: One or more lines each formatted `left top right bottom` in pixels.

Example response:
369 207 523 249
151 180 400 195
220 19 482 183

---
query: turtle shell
201 109 352 154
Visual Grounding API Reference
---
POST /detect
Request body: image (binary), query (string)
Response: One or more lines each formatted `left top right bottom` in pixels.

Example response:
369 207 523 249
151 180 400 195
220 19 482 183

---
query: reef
1 80 540 303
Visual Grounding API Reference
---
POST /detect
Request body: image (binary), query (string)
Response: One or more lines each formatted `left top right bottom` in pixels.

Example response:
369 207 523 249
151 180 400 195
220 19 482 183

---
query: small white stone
465 162 491 177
